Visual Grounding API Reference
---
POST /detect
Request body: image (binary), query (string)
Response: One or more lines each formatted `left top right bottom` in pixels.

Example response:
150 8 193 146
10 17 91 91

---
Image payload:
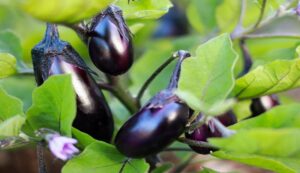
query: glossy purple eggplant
185 111 237 154
249 95 280 118
31 24 114 142
88 5 133 75
115 50 191 158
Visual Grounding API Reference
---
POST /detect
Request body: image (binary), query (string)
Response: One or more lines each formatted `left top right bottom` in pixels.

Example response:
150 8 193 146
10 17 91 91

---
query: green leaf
0 53 17 78
0 115 25 138
117 0 173 20
186 0 222 33
62 142 149 173
72 128 96 149
213 151 300 173
198 167 218 173
23 75 76 137
19 0 114 24
0 87 23 120
178 34 238 111
0 30 24 68
246 15 300 39
175 90 235 116
231 104 300 130
210 128 300 172
233 58 300 99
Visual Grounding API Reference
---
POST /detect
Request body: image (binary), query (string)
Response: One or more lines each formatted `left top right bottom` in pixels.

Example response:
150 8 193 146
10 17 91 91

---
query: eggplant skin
39 56 114 142
115 102 189 158
88 15 133 75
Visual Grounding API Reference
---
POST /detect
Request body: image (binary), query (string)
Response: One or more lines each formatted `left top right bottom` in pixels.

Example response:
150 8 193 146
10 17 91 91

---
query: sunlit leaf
62 142 149 173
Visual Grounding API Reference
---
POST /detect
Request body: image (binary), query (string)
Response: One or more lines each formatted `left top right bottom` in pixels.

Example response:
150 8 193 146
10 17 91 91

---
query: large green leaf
213 151 300 173
23 75 76 137
233 58 300 99
0 87 23 120
231 104 300 130
246 15 300 39
19 0 114 23
210 128 300 172
117 0 172 20
186 0 222 33
62 142 149 173
178 34 238 111
0 53 17 78
0 30 24 68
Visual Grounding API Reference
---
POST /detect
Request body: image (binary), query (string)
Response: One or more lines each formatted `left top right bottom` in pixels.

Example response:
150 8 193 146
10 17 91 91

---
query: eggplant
249 95 280 118
88 5 133 75
115 50 191 158
31 24 114 142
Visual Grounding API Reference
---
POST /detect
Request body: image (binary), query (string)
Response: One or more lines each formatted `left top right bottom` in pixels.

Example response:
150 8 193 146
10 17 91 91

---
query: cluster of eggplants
31 24 114 142
153 4 189 38
87 5 133 75
115 50 191 158
185 111 237 154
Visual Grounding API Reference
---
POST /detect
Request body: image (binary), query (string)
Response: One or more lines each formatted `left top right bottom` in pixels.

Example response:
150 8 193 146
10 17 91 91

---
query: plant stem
37 142 47 173
238 38 253 77
177 137 219 150
253 0 267 29
65 23 89 44
136 55 177 104
106 75 139 114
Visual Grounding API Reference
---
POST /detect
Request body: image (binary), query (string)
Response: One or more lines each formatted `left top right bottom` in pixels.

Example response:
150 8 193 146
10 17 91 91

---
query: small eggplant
31 24 114 142
249 95 280 118
185 111 237 154
88 5 133 75
115 50 191 158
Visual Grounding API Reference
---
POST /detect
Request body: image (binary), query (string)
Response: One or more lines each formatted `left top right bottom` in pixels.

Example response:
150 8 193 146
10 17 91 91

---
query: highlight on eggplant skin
114 50 191 158
185 111 237 154
31 24 114 142
88 5 133 75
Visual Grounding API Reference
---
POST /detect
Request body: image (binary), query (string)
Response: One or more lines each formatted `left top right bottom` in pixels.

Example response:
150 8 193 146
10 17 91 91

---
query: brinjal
115 50 191 158
88 5 133 75
153 4 189 38
249 95 280 118
185 111 237 154
31 24 114 142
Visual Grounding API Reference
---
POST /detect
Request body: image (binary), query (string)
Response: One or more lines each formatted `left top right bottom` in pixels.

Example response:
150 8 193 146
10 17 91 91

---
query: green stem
253 0 267 29
107 75 139 114
177 137 219 150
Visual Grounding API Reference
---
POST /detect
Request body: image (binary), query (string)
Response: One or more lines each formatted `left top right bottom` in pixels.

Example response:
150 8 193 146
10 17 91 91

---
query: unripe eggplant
31 24 114 142
115 50 191 158
88 5 133 75
185 111 237 154
249 95 280 118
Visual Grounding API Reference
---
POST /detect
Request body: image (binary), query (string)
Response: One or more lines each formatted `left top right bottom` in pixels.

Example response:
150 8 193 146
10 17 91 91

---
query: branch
238 38 253 77
37 142 47 173
106 75 139 114
253 0 267 29
136 55 177 104
177 137 219 150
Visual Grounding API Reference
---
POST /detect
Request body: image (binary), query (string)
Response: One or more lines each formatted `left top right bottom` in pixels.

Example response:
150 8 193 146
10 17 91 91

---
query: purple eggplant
185 111 237 154
88 5 133 75
115 50 191 158
31 24 114 142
